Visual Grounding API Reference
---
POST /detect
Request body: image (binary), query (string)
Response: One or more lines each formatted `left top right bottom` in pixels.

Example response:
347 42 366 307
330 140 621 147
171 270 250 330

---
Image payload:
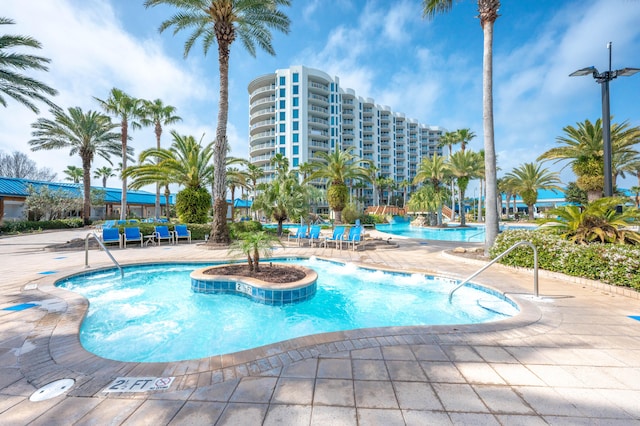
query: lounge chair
123 227 144 248
301 225 322 247
346 226 363 251
287 226 307 246
154 225 174 245
321 226 346 250
173 224 191 244
100 227 121 248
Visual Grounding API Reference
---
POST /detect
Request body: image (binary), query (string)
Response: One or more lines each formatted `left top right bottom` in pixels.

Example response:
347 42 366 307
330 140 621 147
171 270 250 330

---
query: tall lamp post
570 42 639 197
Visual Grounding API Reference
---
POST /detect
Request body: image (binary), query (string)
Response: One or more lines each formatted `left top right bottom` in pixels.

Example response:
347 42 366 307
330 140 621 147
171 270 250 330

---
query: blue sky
2 0 640 191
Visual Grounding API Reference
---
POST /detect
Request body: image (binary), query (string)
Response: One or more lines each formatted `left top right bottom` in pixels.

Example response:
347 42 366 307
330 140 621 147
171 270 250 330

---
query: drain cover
30 379 75 402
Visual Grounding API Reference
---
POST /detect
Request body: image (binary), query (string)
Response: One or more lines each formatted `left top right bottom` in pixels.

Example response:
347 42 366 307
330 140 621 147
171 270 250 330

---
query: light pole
570 42 639 197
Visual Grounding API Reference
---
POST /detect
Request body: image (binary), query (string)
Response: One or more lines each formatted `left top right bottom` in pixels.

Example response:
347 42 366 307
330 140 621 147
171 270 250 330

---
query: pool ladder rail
448 240 538 303
85 232 124 278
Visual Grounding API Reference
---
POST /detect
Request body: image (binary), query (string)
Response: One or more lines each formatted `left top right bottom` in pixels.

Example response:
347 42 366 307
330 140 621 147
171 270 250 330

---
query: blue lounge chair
301 225 322 247
321 226 346 250
100 227 121 248
154 225 174 245
102 220 116 229
346 226 363 251
123 227 144 248
173 224 191 244
287 226 307 246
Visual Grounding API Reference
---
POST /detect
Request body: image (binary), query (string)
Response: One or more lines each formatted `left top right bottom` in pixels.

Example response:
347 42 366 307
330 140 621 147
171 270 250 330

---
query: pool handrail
85 232 124 278
448 240 538 303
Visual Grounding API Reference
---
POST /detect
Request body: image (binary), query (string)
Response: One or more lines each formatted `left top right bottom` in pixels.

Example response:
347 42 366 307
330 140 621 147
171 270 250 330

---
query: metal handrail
448 240 538 303
466 230 485 242
85 232 123 278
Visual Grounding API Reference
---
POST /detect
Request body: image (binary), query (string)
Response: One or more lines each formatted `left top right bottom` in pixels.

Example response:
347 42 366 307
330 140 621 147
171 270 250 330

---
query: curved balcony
249 96 276 113
309 81 330 94
250 140 276 155
310 105 329 117
250 106 275 122
309 116 329 129
250 130 276 143
308 93 329 105
250 119 276 133
249 84 276 98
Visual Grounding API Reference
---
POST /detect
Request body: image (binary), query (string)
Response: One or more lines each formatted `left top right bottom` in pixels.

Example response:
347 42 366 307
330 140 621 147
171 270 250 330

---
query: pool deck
1 228 640 425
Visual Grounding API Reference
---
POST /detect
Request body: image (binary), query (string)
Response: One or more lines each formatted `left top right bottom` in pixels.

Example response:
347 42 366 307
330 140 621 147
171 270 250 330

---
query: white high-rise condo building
248 65 445 207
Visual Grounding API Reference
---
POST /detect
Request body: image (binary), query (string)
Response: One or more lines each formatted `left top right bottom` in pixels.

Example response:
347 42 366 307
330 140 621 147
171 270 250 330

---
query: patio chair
321 226 346 250
346 226 363 251
100 227 121 249
173 224 191 244
301 225 322 247
123 227 144 248
102 220 116 229
154 225 174 245
287 226 307 246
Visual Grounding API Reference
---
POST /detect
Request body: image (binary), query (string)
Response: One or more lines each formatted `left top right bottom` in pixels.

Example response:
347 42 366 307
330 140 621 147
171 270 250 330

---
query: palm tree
399 179 410 208
538 118 639 202
145 0 291 244
437 131 459 157
140 98 182 218
455 128 476 152
94 166 116 187
62 165 83 183
124 131 215 223
0 17 57 113
423 0 501 252
505 162 562 221
95 88 143 220
254 156 307 236
245 163 264 219
365 165 380 206
29 107 121 225
447 150 483 226
229 230 282 272
227 166 248 220
413 154 450 226
307 147 371 223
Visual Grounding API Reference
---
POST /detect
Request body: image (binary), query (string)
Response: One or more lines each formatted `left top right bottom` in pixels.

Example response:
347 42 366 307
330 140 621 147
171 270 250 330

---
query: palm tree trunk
120 119 128 221
155 124 162 218
482 13 499 254
82 156 92 226
210 40 231 244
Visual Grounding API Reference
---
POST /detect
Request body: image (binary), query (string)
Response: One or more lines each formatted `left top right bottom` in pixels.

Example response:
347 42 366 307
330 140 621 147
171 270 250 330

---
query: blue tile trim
190 277 317 306
3 303 38 311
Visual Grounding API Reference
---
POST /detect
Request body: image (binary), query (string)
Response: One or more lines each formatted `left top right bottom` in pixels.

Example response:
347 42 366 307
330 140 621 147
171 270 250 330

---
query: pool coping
25 256 543 398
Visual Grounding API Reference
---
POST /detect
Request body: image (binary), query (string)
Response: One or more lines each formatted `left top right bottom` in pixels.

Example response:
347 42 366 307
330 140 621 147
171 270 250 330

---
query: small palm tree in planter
229 231 283 273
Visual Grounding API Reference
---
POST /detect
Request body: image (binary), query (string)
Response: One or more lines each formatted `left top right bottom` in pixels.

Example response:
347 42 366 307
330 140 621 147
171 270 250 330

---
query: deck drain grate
30 379 75 401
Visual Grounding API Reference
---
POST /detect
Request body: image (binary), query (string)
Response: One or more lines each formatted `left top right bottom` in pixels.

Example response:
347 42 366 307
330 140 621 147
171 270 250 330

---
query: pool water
57 258 518 363
376 223 486 242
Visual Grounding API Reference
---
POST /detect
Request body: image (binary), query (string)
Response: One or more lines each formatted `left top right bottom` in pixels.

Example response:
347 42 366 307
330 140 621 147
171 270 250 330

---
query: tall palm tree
95 88 143 220
413 154 450 226
447 150 483 226
455 128 476 152
93 166 115 187
437 131 458 157
29 107 121 225
227 166 248 220
0 17 57 113
140 98 182 218
538 118 639 202
307 147 370 224
245 163 264 219
424 0 501 252
145 0 292 244
62 165 83 183
505 162 562 221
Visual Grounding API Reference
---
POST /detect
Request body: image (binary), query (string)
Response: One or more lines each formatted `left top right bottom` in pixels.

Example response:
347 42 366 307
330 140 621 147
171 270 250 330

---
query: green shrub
0 218 85 234
176 187 211 224
361 214 385 224
229 221 263 239
491 229 640 290
341 203 360 224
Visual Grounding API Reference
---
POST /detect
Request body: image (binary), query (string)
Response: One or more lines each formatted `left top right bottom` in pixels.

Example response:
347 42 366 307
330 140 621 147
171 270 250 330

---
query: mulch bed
203 264 306 283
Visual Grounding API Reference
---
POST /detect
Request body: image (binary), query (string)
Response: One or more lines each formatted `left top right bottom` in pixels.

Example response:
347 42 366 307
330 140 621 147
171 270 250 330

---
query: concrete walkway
1 229 640 425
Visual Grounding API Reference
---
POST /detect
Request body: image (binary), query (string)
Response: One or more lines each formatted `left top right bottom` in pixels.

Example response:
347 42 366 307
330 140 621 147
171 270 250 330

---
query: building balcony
250 140 276 154
250 107 275 121
249 84 276 98
250 130 276 142
250 119 276 132
308 93 329 105
249 96 276 112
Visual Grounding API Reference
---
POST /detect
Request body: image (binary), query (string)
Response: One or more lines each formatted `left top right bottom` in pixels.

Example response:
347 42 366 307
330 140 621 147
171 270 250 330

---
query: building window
279 100 285 109
279 88 285 97
293 158 299 167
280 135 285 144
293 133 299 142
293 97 299 107
279 123 285 132
279 76 285 85
293 145 299 155
293 121 299 131
293 73 299 83
293 85 299 95
279 111 285 120
293 109 299 119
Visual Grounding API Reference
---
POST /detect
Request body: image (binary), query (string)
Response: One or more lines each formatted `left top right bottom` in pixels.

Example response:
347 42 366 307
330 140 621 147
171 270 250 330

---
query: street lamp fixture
570 42 640 197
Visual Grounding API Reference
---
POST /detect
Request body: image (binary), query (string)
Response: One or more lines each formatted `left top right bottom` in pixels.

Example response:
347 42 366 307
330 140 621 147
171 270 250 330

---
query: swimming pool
376 222 486 242
56 258 518 363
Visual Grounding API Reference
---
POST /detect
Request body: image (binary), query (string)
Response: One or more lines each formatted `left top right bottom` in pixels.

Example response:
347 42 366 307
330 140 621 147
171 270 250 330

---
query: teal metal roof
0 176 173 205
